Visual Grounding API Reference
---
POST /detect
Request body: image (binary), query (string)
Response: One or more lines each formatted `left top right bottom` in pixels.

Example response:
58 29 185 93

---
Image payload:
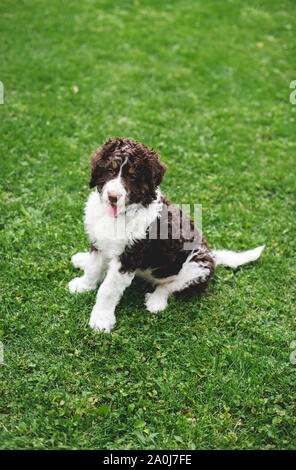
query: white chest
84 190 163 259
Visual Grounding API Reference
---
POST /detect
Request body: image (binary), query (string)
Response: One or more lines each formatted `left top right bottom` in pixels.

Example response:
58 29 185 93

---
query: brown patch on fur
119 196 216 295
88 138 215 298
89 138 167 207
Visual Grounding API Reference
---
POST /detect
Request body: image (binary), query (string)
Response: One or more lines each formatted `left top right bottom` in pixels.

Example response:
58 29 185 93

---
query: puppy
69 138 264 332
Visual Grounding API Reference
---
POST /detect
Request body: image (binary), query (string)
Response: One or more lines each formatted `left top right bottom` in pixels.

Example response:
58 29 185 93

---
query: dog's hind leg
68 250 106 294
71 252 91 271
145 285 170 313
145 260 211 313
71 243 102 271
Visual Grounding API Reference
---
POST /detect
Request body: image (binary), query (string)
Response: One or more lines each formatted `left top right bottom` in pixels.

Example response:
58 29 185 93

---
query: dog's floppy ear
149 154 167 188
89 148 104 188
89 165 99 189
89 164 100 188
89 139 119 188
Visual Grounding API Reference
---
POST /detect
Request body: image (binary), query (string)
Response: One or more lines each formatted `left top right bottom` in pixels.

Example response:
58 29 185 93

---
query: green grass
0 0 295 450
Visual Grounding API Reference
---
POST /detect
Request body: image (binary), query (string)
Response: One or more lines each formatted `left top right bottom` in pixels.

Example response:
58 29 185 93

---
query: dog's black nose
107 192 120 204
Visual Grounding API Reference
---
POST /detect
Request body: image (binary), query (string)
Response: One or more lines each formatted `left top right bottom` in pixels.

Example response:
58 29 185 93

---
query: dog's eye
128 167 136 178
112 161 118 169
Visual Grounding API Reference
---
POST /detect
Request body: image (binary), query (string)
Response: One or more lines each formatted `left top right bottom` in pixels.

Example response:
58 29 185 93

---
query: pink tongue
106 203 118 218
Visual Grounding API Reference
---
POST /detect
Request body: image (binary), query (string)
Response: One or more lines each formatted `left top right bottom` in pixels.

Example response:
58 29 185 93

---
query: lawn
0 0 295 450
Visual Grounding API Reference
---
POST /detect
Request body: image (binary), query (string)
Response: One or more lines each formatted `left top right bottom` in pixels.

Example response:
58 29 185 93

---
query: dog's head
89 138 167 217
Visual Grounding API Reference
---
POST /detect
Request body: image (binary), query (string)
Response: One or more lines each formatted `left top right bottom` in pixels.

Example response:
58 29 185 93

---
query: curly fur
89 138 167 207
68 137 264 332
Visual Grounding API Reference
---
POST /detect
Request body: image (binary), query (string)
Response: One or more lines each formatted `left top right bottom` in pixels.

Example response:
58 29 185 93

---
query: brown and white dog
68 138 264 332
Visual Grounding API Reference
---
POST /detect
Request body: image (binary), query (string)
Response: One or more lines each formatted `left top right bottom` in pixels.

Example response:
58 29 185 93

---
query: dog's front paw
89 311 116 333
145 292 168 313
68 277 96 294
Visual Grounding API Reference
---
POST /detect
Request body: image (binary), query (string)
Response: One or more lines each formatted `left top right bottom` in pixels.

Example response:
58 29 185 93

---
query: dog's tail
211 245 265 268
